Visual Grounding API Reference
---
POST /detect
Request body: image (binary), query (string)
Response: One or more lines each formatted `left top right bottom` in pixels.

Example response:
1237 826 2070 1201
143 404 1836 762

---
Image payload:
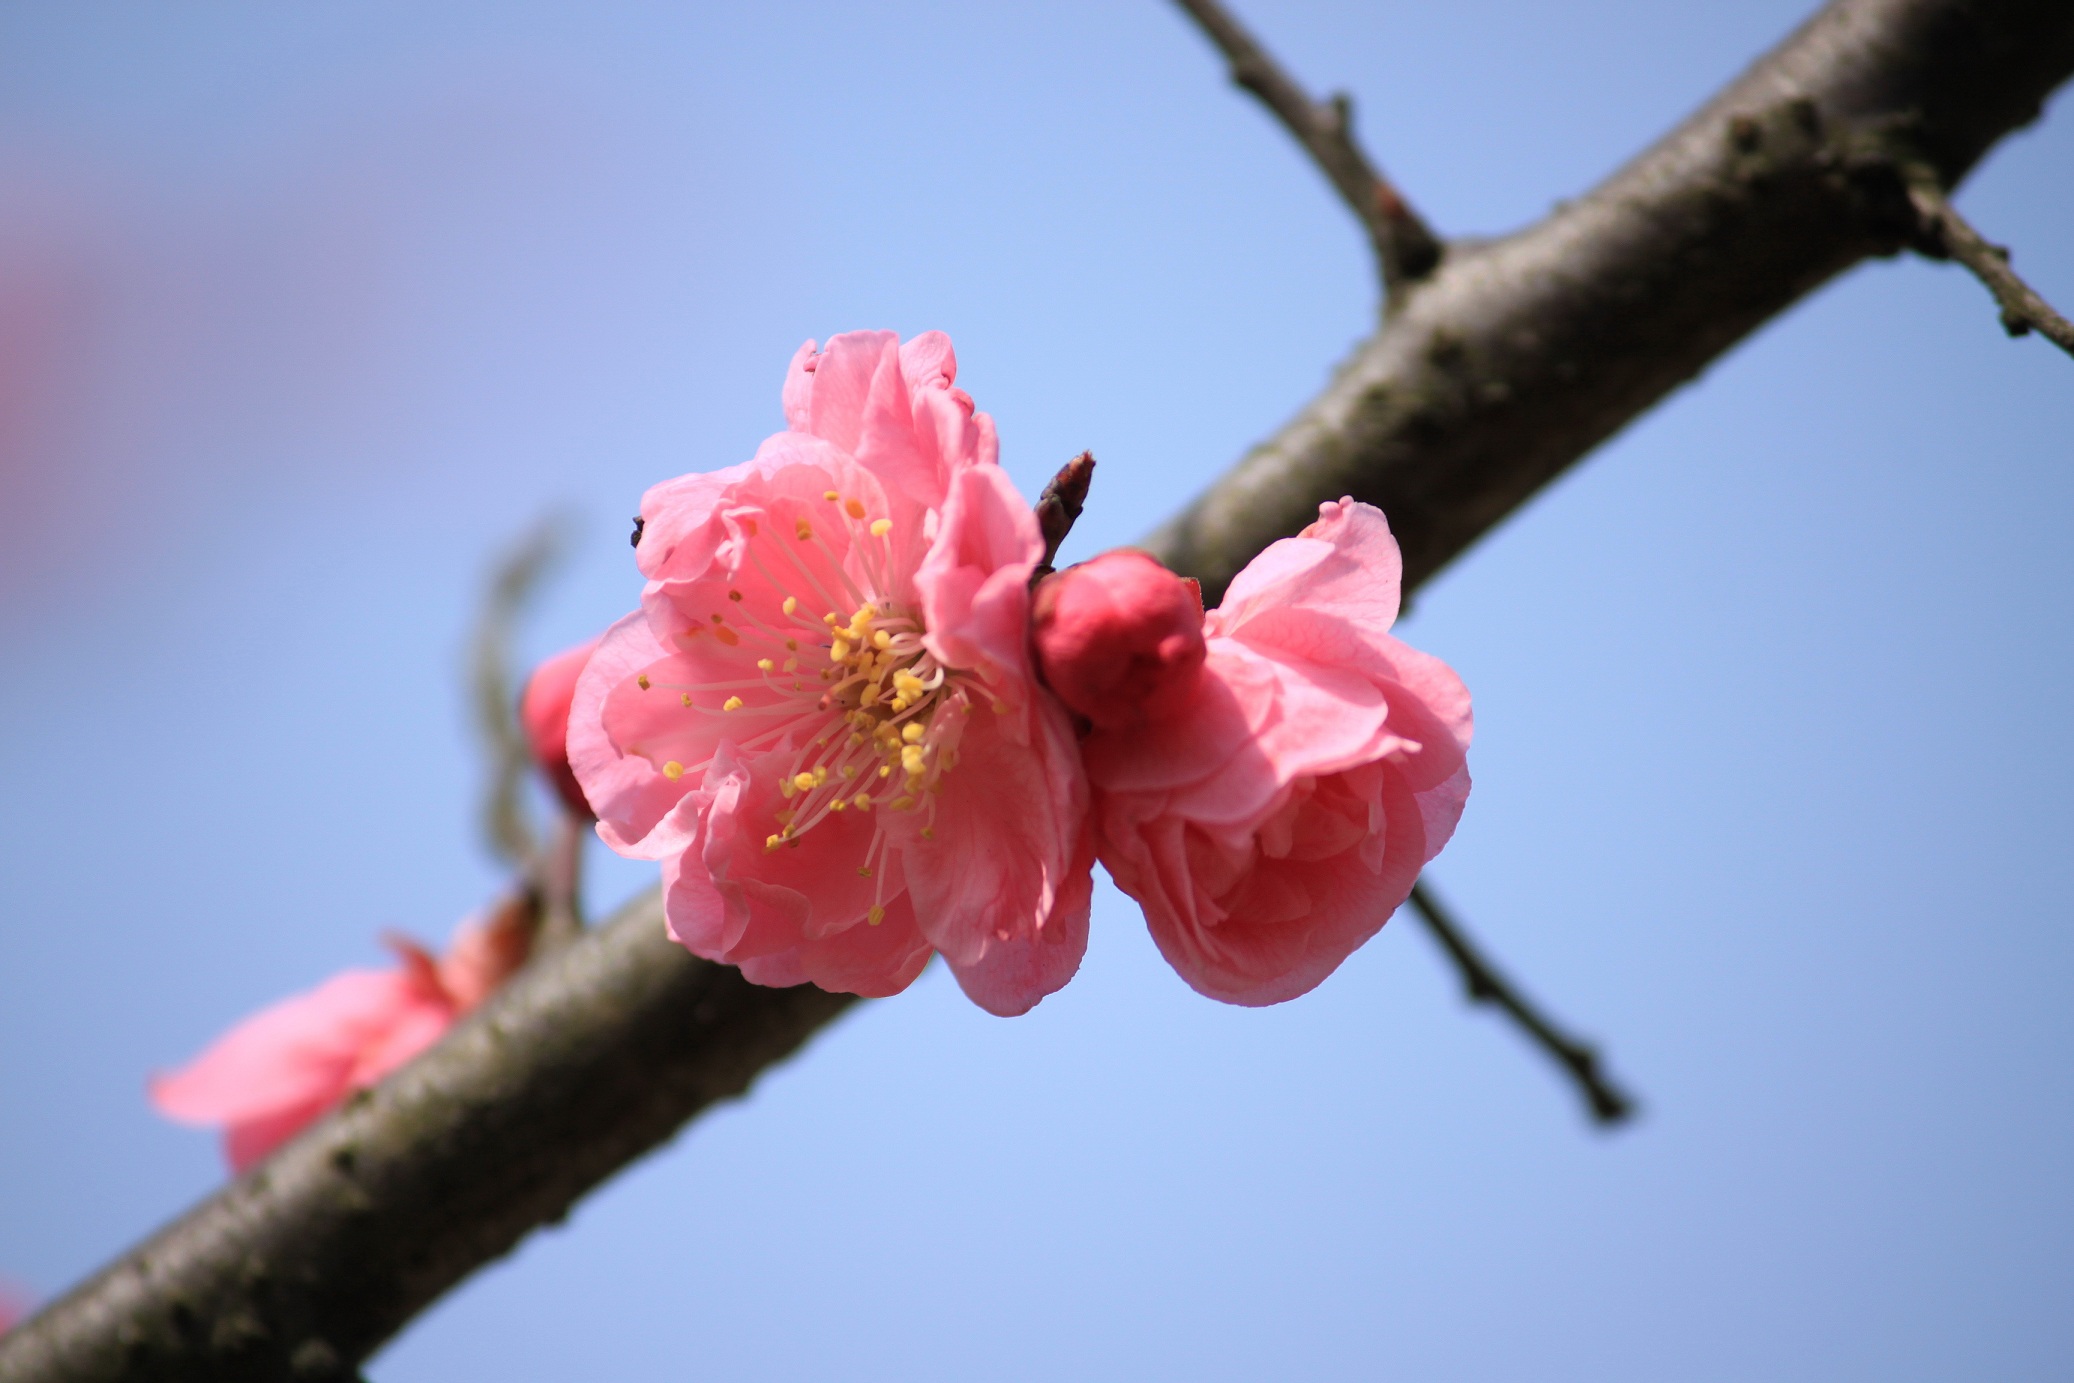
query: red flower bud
519 638 600 819
1031 550 1206 729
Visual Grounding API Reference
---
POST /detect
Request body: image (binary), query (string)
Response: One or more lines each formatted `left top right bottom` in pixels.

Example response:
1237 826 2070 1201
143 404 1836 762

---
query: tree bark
4 0 2069 1377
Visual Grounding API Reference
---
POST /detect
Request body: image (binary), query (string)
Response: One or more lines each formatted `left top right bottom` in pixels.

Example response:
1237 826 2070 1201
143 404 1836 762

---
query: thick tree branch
1902 167 2074 356
5 1 2071 1378
1149 0 2074 605
1406 883 1634 1126
1170 0 1442 300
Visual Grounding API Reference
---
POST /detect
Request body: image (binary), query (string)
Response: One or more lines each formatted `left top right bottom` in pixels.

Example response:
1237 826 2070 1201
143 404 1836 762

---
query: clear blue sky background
2 2 2071 1378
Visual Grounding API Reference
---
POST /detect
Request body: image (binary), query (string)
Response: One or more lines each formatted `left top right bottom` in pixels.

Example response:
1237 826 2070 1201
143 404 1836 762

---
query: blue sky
2 3 2070 1378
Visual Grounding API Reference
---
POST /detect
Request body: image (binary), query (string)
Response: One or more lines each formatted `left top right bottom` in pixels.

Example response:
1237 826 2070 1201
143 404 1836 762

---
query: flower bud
519 638 600 819
1031 550 1206 729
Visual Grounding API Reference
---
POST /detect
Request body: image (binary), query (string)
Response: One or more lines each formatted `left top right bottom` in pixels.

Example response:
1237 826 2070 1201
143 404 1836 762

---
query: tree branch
1406 883 1634 1126
1902 166 2074 357
6 1 2071 1377
1169 0 1442 301
468 519 566 872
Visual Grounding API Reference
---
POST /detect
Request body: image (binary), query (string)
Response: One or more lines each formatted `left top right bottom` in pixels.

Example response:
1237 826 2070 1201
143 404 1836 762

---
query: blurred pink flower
569 330 1089 1015
150 904 532 1172
521 637 601 819
1037 499 1472 1006
0 1280 27 1335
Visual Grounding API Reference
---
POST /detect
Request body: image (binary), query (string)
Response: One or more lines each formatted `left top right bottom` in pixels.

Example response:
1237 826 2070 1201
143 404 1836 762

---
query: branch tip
1406 882 1638 1127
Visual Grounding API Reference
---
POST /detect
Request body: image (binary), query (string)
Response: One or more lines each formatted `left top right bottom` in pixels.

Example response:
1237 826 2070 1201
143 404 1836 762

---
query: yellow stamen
723 696 744 711
879 765 892 778
853 793 872 810
891 795 915 811
901 745 927 775
872 630 892 650
766 833 783 851
636 675 651 690
844 498 867 520
662 760 684 780
901 723 925 744
921 826 935 839
870 519 892 537
830 638 851 662
782 596 798 616
795 519 813 540
823 490 839 501
867 905 885 926
857 865 873 877
792 772 817 792
756 658 773 671
728 589 743 602
681 693 692 707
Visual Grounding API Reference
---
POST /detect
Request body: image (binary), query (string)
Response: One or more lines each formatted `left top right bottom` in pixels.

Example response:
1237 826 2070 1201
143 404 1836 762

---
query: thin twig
1406 882 1636 1126
1903 166 2074 359
468 517 568 870
1170 0 1442 301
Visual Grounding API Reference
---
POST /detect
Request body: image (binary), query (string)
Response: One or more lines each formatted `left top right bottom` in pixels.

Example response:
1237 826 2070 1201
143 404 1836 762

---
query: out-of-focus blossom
569 331 1089 1015
521 637 601 819
1036 499 1472 1006
150 902 533 1172
0 1280 28 1335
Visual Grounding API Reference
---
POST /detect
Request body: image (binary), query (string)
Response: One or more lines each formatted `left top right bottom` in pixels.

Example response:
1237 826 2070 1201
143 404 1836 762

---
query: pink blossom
1037 499 1472 1006
150 904 532 1172
0 1281 27 1336
521 638 601 819
568 331 1089 1016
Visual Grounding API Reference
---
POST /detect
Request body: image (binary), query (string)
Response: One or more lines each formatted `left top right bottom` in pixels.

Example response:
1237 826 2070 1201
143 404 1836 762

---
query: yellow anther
813 766 829 785
714 626 739 647
891 795 915 811
765 833 783 851
824 490 839 501
879 765 893 778
890 697 909 712
841 764 859 779
893 671 925 699
847 733 864 749
636 675 651 690
723 696 744 711
681 693 692 707
779 778 796 799
830 799 847 812
795 518 813 540
662 760 684 780
867 905 886 926
728 589 743 602
853 793 872 810
901 723 925 744
901 745 927 775
824 612 840 626
872 630 892 650
857 865 873 877
785 638 799 651
921 826 935 839
830 638 851 662
870 519 892 537
782 596 798 616
844 497 867 520
756 658 773 671
711 613 725 623
793 772 817 792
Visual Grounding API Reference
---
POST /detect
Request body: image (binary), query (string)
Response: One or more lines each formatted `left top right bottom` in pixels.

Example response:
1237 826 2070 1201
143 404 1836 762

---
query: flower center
637 489 997 924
